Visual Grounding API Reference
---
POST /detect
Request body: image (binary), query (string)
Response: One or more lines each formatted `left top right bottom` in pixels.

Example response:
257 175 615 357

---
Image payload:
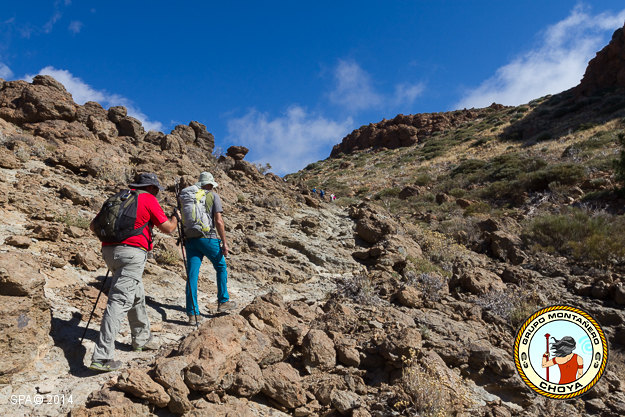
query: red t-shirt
102 190 168 251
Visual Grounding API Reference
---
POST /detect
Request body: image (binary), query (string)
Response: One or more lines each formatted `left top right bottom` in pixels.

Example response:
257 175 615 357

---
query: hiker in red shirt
88 173 178 372
541 336 584 384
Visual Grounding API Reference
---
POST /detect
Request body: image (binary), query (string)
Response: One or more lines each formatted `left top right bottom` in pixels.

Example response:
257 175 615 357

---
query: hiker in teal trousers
185 238 229 313
179 172 236 323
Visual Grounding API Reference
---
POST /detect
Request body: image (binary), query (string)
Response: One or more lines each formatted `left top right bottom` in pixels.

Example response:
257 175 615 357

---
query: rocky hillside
1 22 625 417
290 22 625 416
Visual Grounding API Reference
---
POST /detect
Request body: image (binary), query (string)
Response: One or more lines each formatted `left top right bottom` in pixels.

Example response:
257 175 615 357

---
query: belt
113 243 147 252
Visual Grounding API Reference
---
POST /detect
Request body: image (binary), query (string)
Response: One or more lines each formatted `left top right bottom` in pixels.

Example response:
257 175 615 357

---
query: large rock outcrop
330 109 482 156
576 22 625 95
0 76 77 124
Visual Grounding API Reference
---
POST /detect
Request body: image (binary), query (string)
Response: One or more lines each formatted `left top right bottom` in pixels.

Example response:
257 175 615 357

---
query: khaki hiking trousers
92 245 150 362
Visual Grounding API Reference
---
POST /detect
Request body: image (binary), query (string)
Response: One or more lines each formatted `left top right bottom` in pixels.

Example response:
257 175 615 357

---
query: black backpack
93 189 149 243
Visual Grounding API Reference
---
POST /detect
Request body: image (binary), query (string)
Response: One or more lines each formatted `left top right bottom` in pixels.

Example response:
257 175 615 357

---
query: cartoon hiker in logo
541 336 584 384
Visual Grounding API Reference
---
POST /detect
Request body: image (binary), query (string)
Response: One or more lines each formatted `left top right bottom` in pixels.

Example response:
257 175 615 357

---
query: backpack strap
131 189 152 244
204 191 215 219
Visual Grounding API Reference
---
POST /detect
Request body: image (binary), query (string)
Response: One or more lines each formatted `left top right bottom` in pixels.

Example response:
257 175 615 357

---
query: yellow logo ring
513 305 608 399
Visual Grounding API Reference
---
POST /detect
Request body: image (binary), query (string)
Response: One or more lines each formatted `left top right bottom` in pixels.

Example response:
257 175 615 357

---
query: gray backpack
178 185 215 238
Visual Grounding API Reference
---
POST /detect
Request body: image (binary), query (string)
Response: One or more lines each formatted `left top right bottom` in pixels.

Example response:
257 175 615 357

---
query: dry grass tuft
394 348 450 417
336 273 381 305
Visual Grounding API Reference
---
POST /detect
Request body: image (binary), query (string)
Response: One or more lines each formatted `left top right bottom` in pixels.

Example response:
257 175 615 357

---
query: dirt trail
1 252 345 417
0 191 356 417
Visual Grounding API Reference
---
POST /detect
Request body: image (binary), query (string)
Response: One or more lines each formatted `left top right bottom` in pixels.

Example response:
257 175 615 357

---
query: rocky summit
1 22 625 417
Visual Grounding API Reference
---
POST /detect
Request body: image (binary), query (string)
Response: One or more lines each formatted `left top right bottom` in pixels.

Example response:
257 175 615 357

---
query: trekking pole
175 179 199 327
545 333 550 382
80 269 110 344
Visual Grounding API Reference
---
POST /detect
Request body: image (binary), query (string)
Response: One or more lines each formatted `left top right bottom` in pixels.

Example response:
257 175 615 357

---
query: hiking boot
187 315 202 325
217 300 237 313
88 359 122 372
133 335 159 352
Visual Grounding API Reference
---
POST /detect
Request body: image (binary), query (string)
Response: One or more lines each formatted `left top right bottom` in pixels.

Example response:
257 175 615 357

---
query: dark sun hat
129 172 164 190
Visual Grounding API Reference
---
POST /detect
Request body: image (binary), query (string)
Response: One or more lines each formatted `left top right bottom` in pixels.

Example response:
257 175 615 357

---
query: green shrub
463 201 491 216
335 196 360 207
451 159 487 177
355 186 370 196
481 180 526 205
413 173 433 186
448 188 466 198
614 133 625 187
437 216 482 244
481 162 585 204
304 161 320 171
55 213 91 229
406 256 447 278
522 164 586 192
486 153 547 182
523 208 625 264
581 189 612 202
375 187 401 200
469 136 494 148
576 122 597 131
421 140 449 160
563 131 620 159
529 98 544 107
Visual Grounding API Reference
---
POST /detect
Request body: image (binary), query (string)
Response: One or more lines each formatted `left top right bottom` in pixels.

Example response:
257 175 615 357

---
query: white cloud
43 11 62 34
41 0 74 34
24 66 163 132
0 62 13 79
329 60 383 111
455 5 625 109
328 59 425 112
227 106 352 175
68 21 83 34
394 82 425 106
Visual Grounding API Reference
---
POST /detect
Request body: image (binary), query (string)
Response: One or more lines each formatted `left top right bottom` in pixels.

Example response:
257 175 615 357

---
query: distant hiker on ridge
88 172 179 372
178 171 235 323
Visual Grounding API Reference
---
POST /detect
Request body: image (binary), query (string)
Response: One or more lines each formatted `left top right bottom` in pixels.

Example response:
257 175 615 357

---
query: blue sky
1 2 625 175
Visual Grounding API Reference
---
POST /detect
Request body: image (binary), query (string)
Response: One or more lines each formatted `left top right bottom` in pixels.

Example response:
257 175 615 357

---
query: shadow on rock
145 295 190 325
50 312 94 378
145 295 232 325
